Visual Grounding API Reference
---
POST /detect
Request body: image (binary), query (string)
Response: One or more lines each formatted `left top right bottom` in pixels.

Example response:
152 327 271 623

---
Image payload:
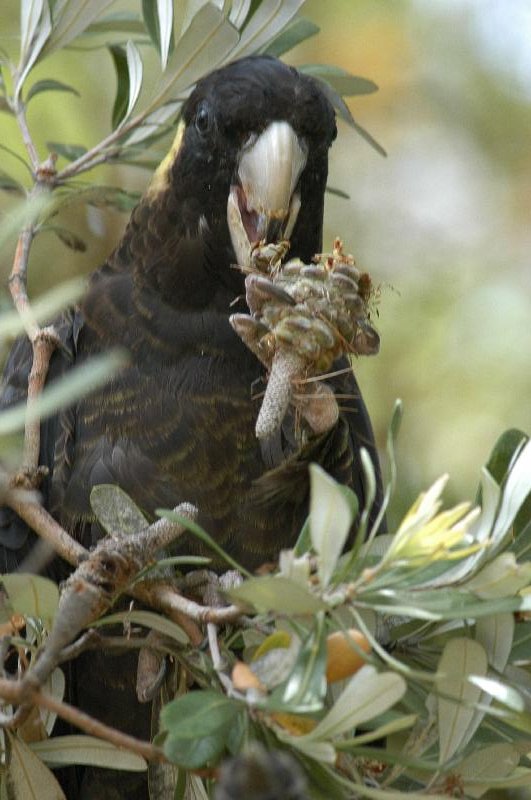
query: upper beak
227 121 307 267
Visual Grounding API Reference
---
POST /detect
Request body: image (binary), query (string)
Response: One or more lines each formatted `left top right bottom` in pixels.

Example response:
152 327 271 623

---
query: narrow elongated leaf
143 0 174 69
44 0 117 55
125 100 182 146
6 735 66 799
229 0 252 29
280 616 327 712
49 185 139 214
491 438 531 551
44 224 86 252
41 668 65 735
156 5 238 104
475 612 514 672
46 142 87 161
436 638 488 762
300 65 378 97
0 351 126 436
91 609 189 644
484 428 529 487
109 44 128 129
16 1 52 97
20 0 45 60
90 484 148 536
124 40 143 122
309 464 354 587
304 665 406 741
0 171 25 194
231 0 304 59
31 736 146 771
264 18 319 57
468 675 525 712
26 79 79 102
230 576 327 614
1 574 59 622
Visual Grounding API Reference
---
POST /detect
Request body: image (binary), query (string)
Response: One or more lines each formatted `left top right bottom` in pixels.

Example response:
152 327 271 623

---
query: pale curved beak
227 121 307 267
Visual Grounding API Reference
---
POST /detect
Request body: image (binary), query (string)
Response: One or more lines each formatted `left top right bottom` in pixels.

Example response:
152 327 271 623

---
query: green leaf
156 509 250 576
31 735 146 771
484 428 529 487
156 4 239 104
1 574 59 622
49 185 140 214
6 734 66 799
436 638 488 762
46 142 87 161
84 12 145 36
122 40 144 125
125 100 182 147
231 0 304 60
309 464 354 587
336 713 417 747
17 0 52 95
44 224 86 252
230 576 327 614
475 612 514 672
300 65 378 97
41 668 65 735
458 743 520 797
90 484 148 537
229 0 252 29
109 44 128 129
467 675 525 712
303 665 406 741
465 553 531 598
0 171 25 194
263 18 319 57
161 690 241 737
164 730 226 769
325 185 350 200
142 0 174 70
44 0 117 55
0 350 126 436
26 79 79 102
278 615 327 712
92 609 188 644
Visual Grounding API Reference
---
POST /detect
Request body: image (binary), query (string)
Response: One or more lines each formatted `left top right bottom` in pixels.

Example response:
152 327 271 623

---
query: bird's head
140 55 337 285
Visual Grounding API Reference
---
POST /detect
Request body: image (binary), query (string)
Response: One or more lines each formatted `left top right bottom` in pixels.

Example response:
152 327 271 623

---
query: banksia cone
230 239 380 440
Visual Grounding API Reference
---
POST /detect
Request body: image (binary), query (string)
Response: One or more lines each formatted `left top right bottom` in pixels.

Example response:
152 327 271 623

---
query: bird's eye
195 103 212 136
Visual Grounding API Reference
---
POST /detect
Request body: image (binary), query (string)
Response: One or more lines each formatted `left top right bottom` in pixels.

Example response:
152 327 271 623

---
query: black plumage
0 55 384 797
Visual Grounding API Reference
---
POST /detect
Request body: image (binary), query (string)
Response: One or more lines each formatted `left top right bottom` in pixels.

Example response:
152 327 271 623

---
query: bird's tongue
236 184 261 245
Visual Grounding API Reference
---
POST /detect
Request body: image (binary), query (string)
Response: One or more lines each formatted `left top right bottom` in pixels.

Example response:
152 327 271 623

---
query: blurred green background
1 0 530 530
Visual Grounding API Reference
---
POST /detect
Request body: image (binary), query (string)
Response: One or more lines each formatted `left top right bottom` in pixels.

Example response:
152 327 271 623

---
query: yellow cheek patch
147 120 185 197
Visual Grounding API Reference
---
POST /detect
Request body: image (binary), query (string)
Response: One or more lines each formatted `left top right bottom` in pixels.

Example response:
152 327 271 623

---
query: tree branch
0 677 164 763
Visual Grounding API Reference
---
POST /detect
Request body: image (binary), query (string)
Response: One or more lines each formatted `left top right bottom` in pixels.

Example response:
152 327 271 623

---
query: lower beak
227 121 307 267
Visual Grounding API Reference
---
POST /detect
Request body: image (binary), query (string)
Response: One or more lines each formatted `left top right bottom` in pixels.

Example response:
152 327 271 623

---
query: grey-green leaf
26 79 79 102
161 690 240 737
436 638 488 763
300 64 378 96
303 665 406 741
46 142 87 162
156 4 238 105
0 171 25 194
6 735 66 799
231 0 304 60
309 464 354 587
1 573 59 623
92 608 189 644
263 18 319 57
142 0 174 70
230 575 327 614
44 0 117 55
90 484 149 537
31 736 147 771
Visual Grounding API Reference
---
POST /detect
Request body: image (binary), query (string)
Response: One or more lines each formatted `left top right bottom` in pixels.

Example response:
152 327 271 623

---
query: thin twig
12 97 40 172
0 677 164 762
